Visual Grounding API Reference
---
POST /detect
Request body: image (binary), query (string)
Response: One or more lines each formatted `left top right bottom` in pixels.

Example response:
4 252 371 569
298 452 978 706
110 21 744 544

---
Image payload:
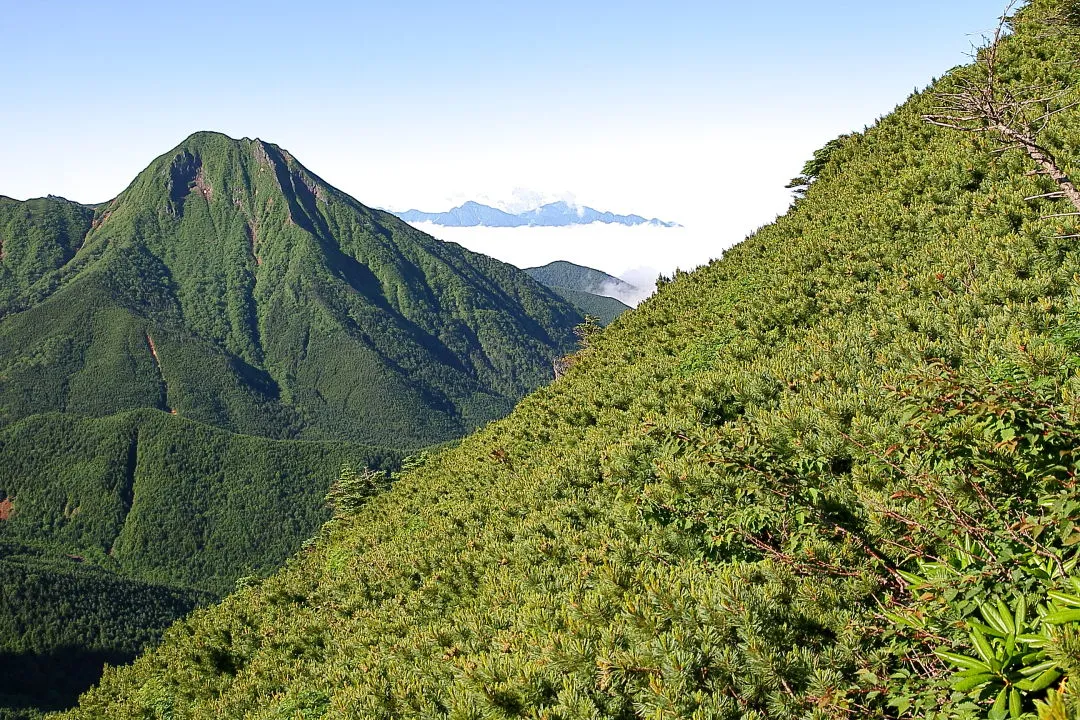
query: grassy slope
64 4 1080 718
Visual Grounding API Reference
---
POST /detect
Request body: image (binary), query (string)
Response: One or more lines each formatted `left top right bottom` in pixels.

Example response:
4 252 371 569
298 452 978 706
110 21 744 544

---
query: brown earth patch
246 221 263 266
90 209 113 231
0 497 13 521
194 167 213 201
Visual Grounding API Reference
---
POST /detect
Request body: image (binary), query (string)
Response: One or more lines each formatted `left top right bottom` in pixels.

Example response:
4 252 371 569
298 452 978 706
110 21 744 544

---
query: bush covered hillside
62 2 1080 718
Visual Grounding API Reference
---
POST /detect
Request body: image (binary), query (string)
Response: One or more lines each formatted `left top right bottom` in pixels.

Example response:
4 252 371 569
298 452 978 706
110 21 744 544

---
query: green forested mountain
0 196 94 312
524 261 635 324
524 260 637 299
0 132 582 446
546 286 630 326
0 133 583 717
58 3 1080 718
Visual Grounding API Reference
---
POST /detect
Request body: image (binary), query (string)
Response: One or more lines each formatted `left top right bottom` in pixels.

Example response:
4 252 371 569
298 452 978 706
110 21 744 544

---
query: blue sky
1 0 1005 276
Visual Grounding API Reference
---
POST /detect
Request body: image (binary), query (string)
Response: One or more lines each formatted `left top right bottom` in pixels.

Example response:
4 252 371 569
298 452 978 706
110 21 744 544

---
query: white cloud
612 267 660 306
409 220 744 304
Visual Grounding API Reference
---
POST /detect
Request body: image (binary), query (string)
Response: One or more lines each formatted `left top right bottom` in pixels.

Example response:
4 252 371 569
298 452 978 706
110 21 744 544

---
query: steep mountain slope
61 4 1080 718
0 132 582 447
546 286 629 326
0 195 94 313
524 260 638 299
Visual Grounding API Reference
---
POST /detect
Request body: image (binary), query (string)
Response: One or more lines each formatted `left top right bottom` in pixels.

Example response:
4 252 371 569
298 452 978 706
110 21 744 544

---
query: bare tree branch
923 1 1080 212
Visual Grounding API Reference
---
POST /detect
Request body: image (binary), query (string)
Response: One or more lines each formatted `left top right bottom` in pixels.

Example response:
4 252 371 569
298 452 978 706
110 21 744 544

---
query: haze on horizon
2 0 1005 278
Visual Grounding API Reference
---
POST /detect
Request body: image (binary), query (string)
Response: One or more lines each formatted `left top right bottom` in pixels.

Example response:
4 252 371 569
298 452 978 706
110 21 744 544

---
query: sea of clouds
410 220 746 307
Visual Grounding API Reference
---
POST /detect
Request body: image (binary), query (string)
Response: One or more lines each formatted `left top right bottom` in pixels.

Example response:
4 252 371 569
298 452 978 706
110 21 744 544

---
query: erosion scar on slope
145 333 175 415
246 221 262 266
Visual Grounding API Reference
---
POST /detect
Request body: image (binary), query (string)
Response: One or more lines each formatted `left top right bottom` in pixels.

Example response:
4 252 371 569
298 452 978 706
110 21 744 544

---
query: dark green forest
0 542 211 718
524 260 636 298
51 2 1080 718
546 286 629 326
0 134 583 716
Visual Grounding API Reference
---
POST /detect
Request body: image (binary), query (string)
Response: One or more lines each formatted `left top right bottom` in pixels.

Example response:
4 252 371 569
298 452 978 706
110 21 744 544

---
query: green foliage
523 260 635 297
0 410 404 717
546 287 630 326
0 132 585 716
45 1 1080 718
0 541 210 719
786 134 859 199
0 410 404 592
0 194 94 316
325 465 389 516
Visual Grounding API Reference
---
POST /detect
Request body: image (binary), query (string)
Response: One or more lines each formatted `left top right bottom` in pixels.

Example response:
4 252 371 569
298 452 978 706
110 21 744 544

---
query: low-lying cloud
410 221 741 307
605 267 659 307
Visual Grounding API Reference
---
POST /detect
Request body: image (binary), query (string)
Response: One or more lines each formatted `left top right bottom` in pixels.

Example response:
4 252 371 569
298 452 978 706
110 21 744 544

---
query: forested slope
0 410 404 593
524 260 636 298
0 132 582 446
0 134 583 717
62 2 1080 718
547 286 629 325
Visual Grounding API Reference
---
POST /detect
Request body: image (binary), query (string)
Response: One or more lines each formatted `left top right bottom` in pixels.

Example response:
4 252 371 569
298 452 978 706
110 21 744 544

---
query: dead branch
922 1 1080 212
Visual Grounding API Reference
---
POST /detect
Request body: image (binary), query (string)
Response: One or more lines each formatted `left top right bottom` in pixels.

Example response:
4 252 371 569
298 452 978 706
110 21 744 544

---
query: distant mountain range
393 200 680 228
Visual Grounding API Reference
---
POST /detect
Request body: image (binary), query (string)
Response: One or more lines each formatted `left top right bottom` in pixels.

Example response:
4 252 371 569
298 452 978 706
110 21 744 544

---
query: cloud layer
410 221 748 306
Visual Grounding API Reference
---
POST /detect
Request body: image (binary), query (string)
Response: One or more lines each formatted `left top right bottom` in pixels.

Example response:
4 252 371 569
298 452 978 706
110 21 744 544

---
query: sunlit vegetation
55 3 1080 717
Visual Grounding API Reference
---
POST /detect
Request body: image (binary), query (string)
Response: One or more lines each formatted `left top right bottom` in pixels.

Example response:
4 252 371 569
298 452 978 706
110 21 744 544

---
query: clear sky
1 0 1006 279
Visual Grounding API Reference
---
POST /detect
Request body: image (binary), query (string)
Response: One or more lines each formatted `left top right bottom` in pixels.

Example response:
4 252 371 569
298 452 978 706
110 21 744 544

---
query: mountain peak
2 131 584 446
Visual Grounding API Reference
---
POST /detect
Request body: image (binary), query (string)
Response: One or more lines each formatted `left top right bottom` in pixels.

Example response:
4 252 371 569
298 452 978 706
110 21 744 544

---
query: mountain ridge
523 260 637 324
394 199 680 228
523 260 639 299
0 131 585 446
